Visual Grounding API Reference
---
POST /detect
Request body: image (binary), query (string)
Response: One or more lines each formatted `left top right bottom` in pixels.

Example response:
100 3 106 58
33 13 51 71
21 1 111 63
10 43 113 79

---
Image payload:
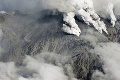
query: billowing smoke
39 0 118 36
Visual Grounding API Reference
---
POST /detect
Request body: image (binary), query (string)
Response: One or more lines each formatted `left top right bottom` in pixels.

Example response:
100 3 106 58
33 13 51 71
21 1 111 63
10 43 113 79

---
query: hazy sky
0 0 120 15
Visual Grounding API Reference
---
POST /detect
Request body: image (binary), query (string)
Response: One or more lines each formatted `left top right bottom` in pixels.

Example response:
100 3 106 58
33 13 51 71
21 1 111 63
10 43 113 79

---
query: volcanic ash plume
107 3 117 27
62 12 81 37
60 0 110 36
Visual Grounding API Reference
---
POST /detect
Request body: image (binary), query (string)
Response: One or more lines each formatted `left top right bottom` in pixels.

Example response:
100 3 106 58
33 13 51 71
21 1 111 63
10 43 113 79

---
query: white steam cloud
92 0 120 15
42 0 117 36
0 52 76 80
93 43 120 80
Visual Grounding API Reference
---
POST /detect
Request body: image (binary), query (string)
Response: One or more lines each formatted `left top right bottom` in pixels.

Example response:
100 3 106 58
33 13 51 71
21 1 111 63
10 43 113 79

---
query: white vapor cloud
93 42 120 80
0 52 76 80
92 0 120 14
